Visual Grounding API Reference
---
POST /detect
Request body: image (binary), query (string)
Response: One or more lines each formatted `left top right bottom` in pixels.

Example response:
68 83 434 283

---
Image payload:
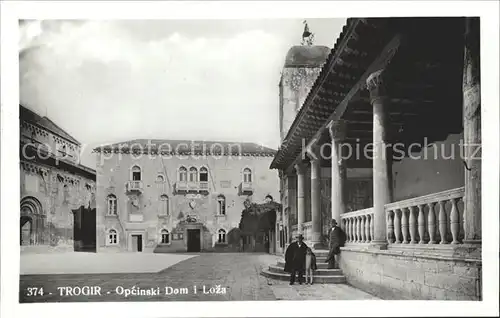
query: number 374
26 287 44 296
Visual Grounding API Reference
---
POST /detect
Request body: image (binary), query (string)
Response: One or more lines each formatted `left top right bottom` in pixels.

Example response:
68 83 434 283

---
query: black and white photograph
1 1 499 317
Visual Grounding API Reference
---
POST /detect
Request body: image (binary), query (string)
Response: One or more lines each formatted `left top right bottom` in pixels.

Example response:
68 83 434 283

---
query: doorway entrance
20 216 32 245
131 234 143 252
187 229 201 252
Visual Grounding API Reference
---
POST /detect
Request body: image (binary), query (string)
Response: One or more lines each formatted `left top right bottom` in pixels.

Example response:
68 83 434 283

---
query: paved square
20 253 379 302
21 252 197 275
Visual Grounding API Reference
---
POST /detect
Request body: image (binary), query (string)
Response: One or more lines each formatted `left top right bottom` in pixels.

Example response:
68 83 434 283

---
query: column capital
327 120 346 141
366 69 388 103
294 162 307 175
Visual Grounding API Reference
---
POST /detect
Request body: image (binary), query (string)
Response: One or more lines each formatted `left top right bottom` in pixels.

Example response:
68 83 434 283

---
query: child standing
305 248 317 285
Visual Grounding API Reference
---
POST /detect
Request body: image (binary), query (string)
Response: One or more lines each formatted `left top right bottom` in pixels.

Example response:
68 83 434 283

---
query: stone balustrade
385 187 465 245
340 208 374 244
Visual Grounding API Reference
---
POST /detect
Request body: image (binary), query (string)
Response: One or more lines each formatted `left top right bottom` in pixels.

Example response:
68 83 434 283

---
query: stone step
268 265 342 276
277 260 332 269
261 269 346 284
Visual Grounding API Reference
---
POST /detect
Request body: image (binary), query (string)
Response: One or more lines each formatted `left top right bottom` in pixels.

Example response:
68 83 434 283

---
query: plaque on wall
220 181 231 188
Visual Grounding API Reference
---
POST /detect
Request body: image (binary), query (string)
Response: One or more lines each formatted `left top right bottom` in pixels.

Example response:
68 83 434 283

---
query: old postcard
1 1 499 318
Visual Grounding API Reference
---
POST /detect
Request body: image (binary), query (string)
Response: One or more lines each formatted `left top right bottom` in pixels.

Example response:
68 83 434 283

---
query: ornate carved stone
365 69 387 102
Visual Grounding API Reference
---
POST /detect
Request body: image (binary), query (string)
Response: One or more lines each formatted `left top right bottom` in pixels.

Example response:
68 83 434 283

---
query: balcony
239 181 254 195
175 181 188 193
126 180 143 193
199 181 209 193
187 181 199 192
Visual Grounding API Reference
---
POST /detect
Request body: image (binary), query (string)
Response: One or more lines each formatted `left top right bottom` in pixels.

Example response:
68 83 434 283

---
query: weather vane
301 20 315 46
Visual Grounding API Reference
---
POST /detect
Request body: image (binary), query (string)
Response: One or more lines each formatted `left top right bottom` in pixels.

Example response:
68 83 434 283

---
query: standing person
326 219 346 269
284 234 308 285
305 247 317 285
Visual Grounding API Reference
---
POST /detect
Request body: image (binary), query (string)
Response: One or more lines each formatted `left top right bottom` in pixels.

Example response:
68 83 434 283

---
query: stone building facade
270 18 482 300
94 140 279 253
20 105 96 253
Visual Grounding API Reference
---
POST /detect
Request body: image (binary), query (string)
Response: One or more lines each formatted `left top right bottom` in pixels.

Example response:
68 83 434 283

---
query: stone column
366 69 392 249
462 17 481 245
328 120 347 224
295 163 307 234
309 149 322 248
286 174 297 244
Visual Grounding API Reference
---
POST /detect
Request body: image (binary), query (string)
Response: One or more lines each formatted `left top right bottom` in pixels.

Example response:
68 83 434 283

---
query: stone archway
20 197 45 245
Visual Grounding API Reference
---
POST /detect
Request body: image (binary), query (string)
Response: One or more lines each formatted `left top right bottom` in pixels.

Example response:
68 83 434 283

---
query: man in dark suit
284 234 308 285
326 219 346 269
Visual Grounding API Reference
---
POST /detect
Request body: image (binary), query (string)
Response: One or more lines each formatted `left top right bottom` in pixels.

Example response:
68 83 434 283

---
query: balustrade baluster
352 217 358 243
361 216 366 242
356 217 361 243
418 204 426 244
393 209 401 243
401 208 409 244
352 217 356 242
409 206 418 244
348 218 353 242
344 218 349 242
387 210 394 243
359 217 364 242
365 215 371 242
427 202 436 244
370 214 374 243
438 200 448 244
450 198 460 244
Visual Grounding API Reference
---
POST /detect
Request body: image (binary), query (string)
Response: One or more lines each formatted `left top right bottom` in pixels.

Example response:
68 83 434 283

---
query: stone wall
20 161 96 252
339 247 481 300
392 133 464 201
96 152 279 252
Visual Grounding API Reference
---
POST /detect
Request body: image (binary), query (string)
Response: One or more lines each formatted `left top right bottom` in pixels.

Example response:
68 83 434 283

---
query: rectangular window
200 173 208 182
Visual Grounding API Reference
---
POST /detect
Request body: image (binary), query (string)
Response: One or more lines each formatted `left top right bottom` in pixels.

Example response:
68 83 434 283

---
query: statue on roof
301 20 315 46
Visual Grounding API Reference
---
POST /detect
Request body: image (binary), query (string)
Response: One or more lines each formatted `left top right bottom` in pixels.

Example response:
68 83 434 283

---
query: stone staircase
261 249 347 284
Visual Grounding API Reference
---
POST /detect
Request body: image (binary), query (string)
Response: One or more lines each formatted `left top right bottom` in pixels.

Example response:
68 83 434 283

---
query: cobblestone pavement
20 253 378 303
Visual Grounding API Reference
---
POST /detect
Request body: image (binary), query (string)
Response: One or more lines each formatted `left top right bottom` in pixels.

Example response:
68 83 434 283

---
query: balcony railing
175 181 188 193
340 208 374 244
126 181 144 193
339 187 466 246
386 187 465 245
199 181 209 192
187 181 199 192
240 181 253 194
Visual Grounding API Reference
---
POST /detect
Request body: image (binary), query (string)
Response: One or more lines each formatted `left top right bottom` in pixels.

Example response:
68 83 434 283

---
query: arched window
156 174 165 183
218 229 226 243
160 194 169 215
217 195 226 216
161 229 170 244
108 229 118 245
179 166 187 182
199 167 208 182
189 167 198 183
107 194 117 215
131 166 141 181
243 168 252 183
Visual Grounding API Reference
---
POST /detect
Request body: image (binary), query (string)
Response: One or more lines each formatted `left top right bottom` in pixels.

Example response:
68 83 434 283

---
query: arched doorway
20 197 44 246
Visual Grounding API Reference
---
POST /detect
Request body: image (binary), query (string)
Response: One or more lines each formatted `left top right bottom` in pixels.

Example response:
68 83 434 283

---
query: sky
19 19 346 168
